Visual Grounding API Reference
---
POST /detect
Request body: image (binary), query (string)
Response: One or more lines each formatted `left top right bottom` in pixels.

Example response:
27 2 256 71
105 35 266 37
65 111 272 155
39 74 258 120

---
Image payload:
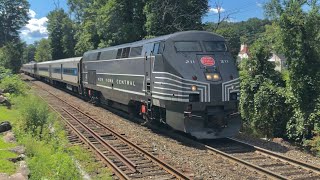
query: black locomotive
22 31 241 139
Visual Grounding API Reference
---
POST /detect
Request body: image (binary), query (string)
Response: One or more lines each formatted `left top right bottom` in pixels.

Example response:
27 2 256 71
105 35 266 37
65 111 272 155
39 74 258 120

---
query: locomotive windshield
204 41 227 52
174 41 202 52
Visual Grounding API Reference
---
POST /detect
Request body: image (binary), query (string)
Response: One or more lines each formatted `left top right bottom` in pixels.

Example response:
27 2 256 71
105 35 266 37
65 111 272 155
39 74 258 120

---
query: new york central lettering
116 79 136 86
100 77 136 87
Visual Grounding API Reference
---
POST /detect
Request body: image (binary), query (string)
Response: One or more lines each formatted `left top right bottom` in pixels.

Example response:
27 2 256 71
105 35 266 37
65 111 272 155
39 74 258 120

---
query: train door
144 44 154 96
143 43 155 121
143 42 160 95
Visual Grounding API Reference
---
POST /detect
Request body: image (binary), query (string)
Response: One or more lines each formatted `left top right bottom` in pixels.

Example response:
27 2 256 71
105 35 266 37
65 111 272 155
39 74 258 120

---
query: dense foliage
10 95 81 179
0 75 27 96
0 42 24 73
238 0 320 154
239 39 288 138
265 0 320 141
144 0 208 36
22 43 36 63
47 9 76 59
0 0 30 72
67 0 209 55
0 0 30 46
34 39 52 62
204 18 271 58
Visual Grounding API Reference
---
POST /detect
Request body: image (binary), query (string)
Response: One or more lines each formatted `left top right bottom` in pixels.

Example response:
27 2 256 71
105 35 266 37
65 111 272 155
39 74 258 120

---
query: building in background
237 44 249 63
268 53 287 72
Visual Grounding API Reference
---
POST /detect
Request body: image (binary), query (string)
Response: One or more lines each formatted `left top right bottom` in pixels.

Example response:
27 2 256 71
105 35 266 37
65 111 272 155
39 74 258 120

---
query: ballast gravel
31 80 319 179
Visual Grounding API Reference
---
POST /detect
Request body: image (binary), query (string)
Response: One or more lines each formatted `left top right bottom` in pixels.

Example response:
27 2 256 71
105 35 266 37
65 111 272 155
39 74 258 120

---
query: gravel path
30 80 320 179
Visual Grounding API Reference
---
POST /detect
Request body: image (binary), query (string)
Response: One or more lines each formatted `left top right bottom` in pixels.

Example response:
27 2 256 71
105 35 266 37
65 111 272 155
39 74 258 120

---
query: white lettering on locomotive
116 79 136 86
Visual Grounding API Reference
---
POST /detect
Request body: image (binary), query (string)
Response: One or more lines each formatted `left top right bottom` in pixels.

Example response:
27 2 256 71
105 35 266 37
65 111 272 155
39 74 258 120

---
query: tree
0 42 24 73
71 0 146 54
74 24 98 56
22 43 37 63
67 0 93 22
215 25 241 59
210 1 237 31
205 18 271 59
34 39 52 62
0 0 30 46
96 0 146 47
47 9 76 60
239 39 288 138
265 0 320 141
144 0 208 36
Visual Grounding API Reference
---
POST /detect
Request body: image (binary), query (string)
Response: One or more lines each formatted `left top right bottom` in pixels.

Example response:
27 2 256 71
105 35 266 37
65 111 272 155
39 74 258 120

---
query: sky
20 0 267 44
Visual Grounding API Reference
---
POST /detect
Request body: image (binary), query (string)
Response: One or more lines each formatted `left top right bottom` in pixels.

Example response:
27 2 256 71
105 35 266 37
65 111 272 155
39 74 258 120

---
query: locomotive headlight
205 73 221 81
206 74 212 80
212 73 220 80
191 85 197 91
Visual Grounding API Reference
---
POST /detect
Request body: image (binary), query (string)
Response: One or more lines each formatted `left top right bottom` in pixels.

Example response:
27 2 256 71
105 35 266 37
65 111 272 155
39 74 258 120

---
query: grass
0 106 20 123
0 106 19 175
0 135 17 174
68 146 113 180
0 75 112 179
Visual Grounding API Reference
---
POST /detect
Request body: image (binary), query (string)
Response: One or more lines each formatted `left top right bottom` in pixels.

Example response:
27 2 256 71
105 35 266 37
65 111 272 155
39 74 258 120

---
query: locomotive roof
37 57 82 65
84 31 224 55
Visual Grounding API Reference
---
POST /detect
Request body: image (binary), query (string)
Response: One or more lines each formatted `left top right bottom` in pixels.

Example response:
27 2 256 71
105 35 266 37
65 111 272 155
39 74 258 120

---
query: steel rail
78 109 191 180
32 81 191 180
62 108 137 172
204 144 288 180
227 137 320 175
37 94 130 180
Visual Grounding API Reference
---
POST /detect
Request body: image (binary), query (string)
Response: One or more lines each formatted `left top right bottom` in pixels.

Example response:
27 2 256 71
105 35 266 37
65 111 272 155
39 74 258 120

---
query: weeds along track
204 138 320 180
30 82 191 180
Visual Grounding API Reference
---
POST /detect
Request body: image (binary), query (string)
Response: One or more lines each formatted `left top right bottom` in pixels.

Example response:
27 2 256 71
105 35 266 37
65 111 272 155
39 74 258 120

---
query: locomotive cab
151 31 241 139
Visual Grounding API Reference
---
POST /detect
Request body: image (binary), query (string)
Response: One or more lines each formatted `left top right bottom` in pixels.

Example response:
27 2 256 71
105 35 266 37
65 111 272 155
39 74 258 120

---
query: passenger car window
204 41 227 52
174 41 202 52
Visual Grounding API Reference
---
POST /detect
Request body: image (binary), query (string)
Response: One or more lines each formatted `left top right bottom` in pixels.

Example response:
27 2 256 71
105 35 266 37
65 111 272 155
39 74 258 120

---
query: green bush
305 132 320 157
0 75 27 96
20 135 81 180
239 39 288 138
14 95 81 179
252 81 289 138
0 66 11 80
18 96 50 140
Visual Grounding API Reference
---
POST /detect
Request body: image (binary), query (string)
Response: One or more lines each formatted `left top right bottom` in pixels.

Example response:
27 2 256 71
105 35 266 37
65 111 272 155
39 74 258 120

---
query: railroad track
31 82 191 180
204 138 320 180
25 77 320 180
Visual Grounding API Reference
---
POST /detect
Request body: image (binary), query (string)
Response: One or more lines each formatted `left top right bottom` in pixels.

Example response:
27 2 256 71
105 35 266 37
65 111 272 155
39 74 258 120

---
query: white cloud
256 2 263 8
209 7 225 14
20 9 48 44
28 9 36 18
